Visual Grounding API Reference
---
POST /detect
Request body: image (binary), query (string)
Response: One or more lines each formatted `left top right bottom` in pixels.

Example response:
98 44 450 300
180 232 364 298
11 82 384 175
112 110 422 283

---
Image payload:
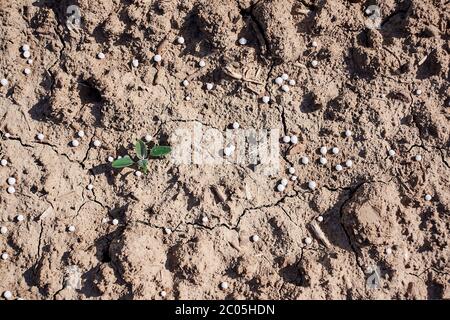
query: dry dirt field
0 0 449 300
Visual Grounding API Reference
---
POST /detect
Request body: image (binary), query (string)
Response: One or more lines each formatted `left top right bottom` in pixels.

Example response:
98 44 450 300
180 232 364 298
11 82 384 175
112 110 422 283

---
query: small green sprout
112 139 171 174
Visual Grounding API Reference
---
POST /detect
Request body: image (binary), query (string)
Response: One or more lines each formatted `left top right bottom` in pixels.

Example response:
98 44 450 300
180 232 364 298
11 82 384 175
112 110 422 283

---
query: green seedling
112 139 171 174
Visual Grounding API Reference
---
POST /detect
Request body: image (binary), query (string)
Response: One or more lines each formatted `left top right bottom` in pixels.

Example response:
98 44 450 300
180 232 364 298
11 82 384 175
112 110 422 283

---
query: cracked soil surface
0 0 449 299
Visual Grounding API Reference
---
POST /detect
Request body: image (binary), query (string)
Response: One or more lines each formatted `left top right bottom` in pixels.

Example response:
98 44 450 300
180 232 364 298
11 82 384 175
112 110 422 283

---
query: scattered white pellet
345 130 352 137
3 291 12 300
135 171 142 177
320 146 328 155
144 134 152 142
424 194 432 201
291 128 304 141
27 59 33 65
262 96 270 104
112 219 119 226
182 79 189 87
277 184 286 192
1 252 8 260
36 133 44 141
185 95 191 101
220 282 229 290
153 54 162 62
332 147 339 155
311 60 319 67
281 84 289 92
68 225 75 232
304 237 312 245
206 83 213 91
16 215 24 222
131 59 139 67
335 164 343 172
385 247 392 255
288 167 296 174
93 140 101 147
415 89 422 96
275 77 283 85
4 133 10 138
311 41 318 47
345 160 353 168
107 156 114 162
0 226 7 234
71 139 79 147
77 130 85 138
164 228 172 235
198 60 206 68
7 186 15 194
0 159 7 166
281 73 289 81
87 184 94 190
23 50 31 58
308 181 317 190
232 122 240 129
97 52 105 59
202 216 209 224
223 146 233 157
7 177 16 185
301 156 309 165
281 178 288 186
177 36 185 44
319 157 327 165
22 44 30 51
24 68 31 75
388 149 396 157
160 290 167 298
1 79 8 87
288 79 296 86
282 136 291 143
317 216 323 222
415 154 422 161
238 37 247 45
251 234 259 242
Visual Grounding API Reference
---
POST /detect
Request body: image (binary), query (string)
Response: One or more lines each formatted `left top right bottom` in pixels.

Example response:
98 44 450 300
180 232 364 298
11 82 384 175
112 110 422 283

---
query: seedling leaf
135 140 148 160
112 155 134 168
150 146 172 157
138 159 149 174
